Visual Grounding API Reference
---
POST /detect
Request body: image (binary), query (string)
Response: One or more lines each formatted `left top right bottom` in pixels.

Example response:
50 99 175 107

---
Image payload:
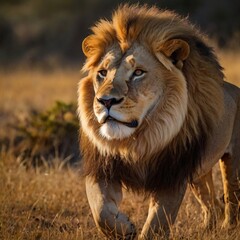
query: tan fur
78 4 240 239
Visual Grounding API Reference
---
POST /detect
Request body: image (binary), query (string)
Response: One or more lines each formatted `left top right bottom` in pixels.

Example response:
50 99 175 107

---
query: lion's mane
78 5 224 192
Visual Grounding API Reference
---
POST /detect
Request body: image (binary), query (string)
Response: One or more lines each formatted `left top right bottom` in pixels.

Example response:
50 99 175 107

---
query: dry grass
219 49 240 87
0 68 79 112
0 49 240 240
0 154 89 240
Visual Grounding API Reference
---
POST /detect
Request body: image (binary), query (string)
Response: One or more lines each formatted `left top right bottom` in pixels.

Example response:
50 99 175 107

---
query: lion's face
80 33 194 157
93 43 167 140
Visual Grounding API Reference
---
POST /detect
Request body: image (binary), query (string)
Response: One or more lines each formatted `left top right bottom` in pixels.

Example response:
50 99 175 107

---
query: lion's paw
114 212 136 239
99 212 136 240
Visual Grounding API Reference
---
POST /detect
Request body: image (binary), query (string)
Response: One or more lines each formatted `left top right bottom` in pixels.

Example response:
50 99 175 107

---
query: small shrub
12 101 80 167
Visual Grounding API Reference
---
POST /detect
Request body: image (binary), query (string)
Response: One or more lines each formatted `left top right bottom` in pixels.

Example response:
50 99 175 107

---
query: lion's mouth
103 116 138 128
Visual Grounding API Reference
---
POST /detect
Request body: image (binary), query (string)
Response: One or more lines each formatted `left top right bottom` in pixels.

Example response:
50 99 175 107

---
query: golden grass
0 68 79 113
1 153 240 240
0 153 94 240
0 49 240 239
219 49 240 87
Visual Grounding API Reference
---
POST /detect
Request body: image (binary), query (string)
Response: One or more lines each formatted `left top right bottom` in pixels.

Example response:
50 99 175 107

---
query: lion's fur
78 4 225 192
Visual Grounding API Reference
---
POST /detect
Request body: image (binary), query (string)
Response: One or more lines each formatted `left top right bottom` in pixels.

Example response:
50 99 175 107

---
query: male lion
78 4 240 239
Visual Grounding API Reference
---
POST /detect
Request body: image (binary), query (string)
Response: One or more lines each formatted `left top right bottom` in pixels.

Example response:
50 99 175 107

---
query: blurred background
0 0 239 69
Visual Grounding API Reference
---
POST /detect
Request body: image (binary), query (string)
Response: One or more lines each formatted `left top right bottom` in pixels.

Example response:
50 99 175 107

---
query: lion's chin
100 121 136 140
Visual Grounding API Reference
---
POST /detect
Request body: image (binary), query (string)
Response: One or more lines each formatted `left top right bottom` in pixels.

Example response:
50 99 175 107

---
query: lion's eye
132 69 146 79
98 69 108 79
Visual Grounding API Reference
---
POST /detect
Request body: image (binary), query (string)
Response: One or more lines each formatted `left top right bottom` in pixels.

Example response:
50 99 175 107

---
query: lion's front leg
139 183 187 239
85 176 136 239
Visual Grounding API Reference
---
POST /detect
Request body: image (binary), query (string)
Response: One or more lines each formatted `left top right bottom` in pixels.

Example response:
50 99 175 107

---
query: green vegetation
4 101 79 167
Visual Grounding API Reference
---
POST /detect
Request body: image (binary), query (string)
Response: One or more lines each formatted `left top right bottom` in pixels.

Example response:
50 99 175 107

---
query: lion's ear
157 39 190 69
82 35 94 57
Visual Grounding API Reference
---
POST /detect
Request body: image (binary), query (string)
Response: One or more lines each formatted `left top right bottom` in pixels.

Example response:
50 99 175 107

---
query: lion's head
90 40 188 140
78 5 224 191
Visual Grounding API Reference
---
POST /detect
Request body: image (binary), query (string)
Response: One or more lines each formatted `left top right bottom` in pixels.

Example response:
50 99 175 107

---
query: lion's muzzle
97 96 124 110
96 95 139 129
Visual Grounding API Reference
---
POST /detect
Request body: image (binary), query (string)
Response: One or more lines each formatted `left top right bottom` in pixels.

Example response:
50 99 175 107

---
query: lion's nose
97 97 124 109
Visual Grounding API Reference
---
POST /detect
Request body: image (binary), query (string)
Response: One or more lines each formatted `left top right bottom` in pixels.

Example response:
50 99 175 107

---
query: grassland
0 49 240 240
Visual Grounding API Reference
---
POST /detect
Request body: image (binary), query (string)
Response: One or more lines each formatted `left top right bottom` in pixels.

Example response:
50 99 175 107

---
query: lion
78 4 240 239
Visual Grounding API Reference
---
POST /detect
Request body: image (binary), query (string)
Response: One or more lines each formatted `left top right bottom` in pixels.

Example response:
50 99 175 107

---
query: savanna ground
0 49 240 240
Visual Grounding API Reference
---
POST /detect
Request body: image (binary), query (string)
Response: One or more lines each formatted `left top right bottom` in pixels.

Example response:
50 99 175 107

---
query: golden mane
79 4 225 192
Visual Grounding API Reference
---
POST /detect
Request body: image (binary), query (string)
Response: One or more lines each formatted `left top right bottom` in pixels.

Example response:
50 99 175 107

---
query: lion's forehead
100 44 152 72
